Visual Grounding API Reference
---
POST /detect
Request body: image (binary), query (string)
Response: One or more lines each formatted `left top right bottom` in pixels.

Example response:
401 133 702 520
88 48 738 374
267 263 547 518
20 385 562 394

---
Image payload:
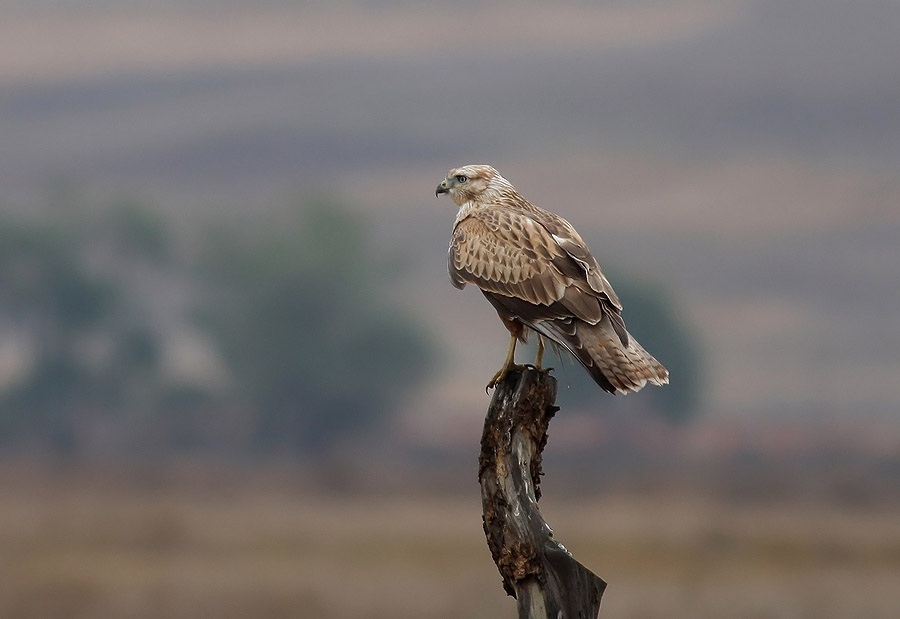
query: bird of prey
436 164 669 394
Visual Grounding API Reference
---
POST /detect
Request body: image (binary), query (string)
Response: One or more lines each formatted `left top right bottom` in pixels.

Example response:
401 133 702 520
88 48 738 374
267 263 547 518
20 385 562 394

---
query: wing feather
449 209 566 305
450 205 628 345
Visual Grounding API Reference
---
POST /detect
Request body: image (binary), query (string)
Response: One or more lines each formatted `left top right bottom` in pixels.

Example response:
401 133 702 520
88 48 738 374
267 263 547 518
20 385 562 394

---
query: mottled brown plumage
436 164 668 393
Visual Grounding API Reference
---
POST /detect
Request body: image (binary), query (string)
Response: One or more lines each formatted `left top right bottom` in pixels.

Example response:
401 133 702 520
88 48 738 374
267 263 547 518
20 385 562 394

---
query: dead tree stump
479 366 606 619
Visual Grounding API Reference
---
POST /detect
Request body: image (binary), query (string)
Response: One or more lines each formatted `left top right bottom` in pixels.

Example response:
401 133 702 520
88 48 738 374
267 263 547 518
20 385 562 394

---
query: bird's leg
487 333 519 390
534 335 545 369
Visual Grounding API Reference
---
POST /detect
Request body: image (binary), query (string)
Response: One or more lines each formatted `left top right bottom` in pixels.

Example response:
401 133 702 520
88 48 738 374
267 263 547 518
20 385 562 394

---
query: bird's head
435 164 513 206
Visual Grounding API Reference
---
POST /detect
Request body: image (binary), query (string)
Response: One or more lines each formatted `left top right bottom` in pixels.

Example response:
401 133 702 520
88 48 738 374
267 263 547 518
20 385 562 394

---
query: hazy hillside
1 0 898 436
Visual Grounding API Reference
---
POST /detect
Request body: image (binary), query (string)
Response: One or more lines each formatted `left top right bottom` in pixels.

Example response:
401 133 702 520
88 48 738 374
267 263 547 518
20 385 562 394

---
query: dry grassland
0 463 897 619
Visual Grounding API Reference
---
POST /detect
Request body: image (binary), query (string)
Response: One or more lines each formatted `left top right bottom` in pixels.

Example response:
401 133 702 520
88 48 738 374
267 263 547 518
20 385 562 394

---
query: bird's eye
456 175 468 183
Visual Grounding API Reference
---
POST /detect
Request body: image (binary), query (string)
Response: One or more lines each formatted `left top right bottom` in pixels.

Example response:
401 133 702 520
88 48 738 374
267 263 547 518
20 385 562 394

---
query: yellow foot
534 335 545 369
486 333 521 391
486 363 524 391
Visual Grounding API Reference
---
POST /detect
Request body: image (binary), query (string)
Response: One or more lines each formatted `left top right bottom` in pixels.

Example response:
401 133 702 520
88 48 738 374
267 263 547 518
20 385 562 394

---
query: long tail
534 316 669 394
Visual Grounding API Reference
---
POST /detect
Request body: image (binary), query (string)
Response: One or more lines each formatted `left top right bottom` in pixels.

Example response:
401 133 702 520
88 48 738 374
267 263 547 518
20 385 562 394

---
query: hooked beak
435 178 450 197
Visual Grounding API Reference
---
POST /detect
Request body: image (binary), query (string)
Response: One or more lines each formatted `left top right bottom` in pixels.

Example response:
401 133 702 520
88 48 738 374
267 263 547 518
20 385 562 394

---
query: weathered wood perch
479 366 606 619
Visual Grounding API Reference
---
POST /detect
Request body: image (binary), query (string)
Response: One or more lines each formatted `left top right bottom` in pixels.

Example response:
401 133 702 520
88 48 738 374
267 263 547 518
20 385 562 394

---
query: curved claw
486 367 509 392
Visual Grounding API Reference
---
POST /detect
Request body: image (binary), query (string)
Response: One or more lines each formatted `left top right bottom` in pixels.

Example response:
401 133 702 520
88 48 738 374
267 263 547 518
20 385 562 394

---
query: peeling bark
479 366 606 618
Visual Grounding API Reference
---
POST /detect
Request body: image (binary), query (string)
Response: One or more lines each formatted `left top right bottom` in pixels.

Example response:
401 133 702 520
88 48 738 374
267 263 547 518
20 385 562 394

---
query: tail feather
535 316 669 394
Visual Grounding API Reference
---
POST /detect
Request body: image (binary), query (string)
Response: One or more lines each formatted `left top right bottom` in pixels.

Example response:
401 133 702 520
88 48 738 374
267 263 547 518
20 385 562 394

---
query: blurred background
0 1 898 617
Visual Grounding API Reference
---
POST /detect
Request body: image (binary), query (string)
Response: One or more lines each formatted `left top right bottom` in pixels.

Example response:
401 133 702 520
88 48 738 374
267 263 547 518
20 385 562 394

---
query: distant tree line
0 193 698 457
0 195 435 456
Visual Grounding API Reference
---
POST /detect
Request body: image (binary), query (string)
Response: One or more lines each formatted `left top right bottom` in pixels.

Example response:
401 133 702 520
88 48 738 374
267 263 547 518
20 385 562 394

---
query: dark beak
435 184 448 197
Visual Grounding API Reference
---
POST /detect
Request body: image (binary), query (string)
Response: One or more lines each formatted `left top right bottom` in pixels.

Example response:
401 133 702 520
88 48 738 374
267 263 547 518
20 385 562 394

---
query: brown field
0 461 898 619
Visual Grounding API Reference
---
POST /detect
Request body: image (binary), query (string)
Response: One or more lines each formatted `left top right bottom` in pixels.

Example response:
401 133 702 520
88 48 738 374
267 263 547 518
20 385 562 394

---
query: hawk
436 164 669 393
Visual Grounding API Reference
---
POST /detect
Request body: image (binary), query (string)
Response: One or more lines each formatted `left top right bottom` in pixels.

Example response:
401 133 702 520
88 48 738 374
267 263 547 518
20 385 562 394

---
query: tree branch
479 366 606 618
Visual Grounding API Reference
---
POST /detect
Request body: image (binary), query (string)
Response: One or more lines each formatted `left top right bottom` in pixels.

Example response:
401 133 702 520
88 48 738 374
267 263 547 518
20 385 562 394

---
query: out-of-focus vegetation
194 199 435 453
0 200 174 453
0 193 700 456
0 196 436 456
617 283 700 422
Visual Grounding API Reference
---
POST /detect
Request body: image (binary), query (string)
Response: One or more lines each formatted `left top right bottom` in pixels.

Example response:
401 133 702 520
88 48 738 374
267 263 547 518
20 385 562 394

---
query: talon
485 369 505 391
486 365 510 390
486 364 526 391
